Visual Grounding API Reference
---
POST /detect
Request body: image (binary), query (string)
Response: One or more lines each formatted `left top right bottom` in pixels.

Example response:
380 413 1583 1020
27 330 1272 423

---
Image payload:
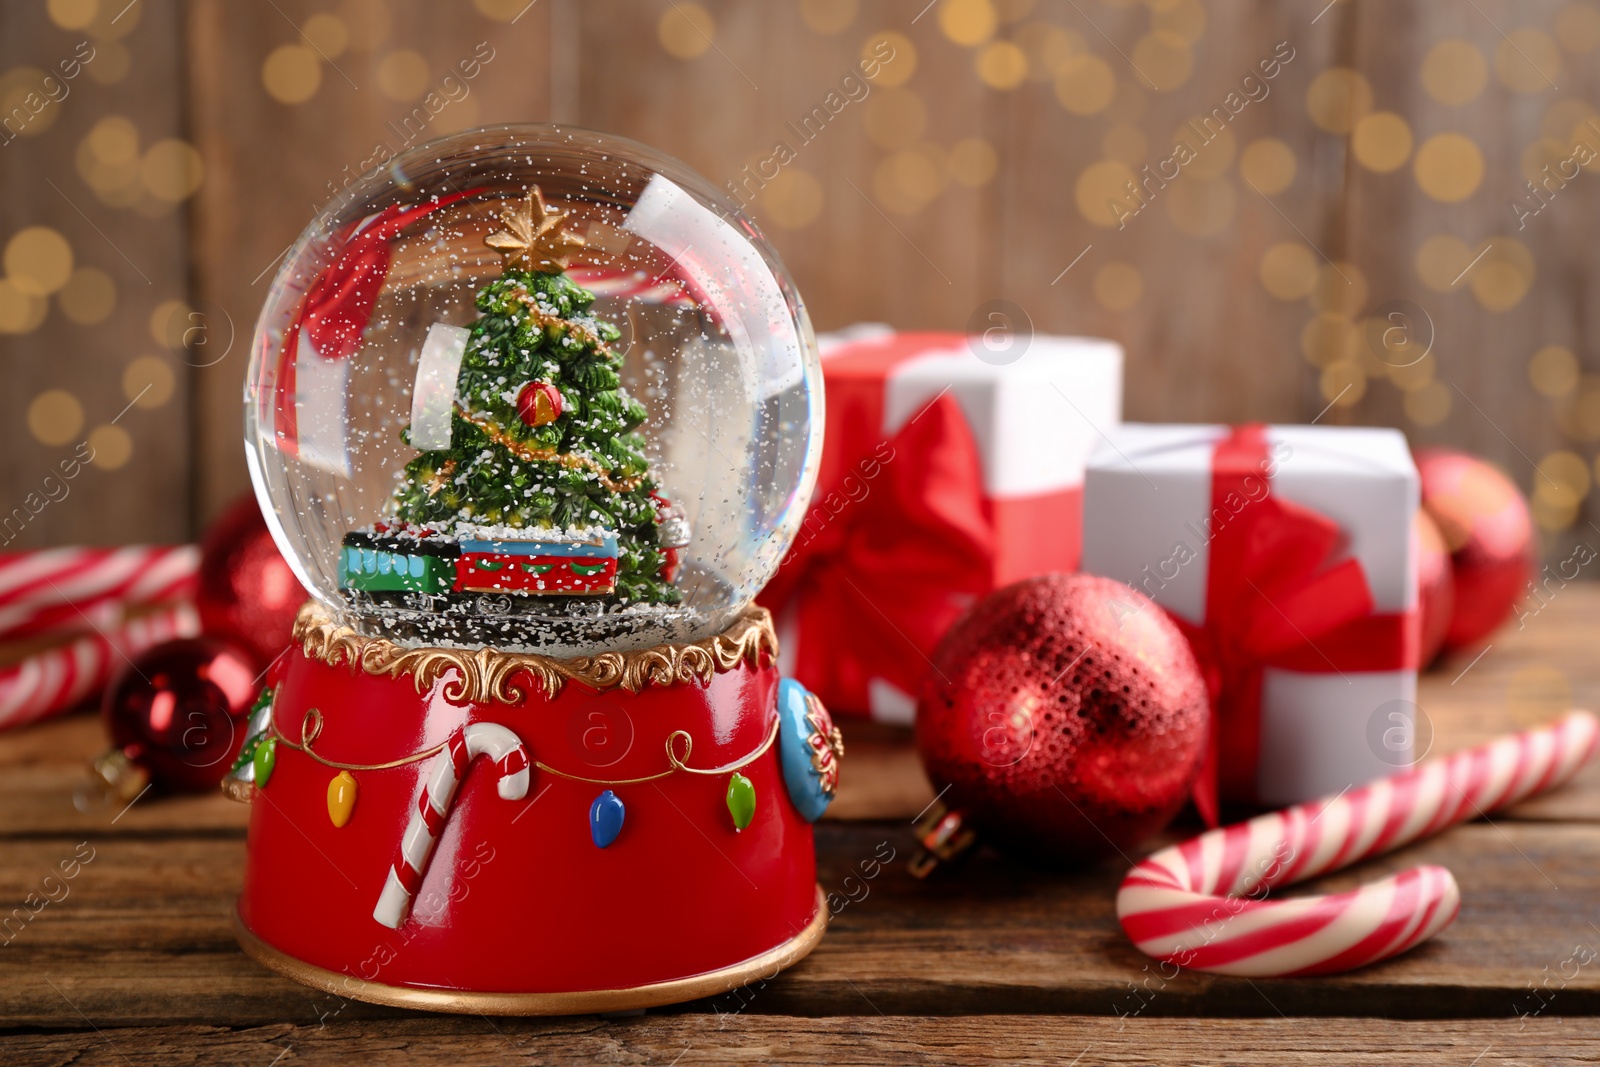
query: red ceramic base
232 605 823 1012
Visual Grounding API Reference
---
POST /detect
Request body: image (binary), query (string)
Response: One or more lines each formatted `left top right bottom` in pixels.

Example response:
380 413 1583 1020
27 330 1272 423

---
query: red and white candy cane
1118 711 1599 978
0 603 198 731
0 545 198 640
373 722 531 929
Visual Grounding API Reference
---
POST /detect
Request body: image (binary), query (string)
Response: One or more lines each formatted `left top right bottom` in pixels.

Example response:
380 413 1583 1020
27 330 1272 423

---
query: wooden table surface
4 588 1600 1065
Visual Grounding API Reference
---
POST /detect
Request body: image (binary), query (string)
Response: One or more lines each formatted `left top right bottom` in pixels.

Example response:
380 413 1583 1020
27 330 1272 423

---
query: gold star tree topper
484 186 587 273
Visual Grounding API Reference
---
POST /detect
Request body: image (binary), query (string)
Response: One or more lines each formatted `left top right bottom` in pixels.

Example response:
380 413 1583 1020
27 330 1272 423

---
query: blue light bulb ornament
589 789 625 848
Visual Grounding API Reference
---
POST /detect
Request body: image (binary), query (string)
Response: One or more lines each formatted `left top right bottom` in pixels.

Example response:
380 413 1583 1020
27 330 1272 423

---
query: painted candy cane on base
373 723 530 929
1118 711 1599 978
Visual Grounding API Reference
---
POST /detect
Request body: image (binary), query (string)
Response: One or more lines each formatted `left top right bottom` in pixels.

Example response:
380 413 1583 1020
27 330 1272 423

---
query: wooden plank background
0 0 1595 569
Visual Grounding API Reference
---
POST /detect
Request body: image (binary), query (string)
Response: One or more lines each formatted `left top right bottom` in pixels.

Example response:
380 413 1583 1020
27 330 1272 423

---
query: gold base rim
232 886 828 1015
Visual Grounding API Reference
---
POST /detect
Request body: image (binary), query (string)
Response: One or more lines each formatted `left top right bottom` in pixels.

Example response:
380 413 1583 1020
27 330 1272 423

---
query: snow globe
225 124 841 1013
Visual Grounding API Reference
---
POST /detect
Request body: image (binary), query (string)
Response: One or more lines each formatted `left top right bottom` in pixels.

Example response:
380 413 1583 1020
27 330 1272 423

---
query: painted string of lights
229 691 780 847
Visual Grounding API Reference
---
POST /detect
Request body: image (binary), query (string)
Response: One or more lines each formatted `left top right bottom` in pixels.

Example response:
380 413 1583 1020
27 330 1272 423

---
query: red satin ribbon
267 190 474 456
1182 425 1420 818
760 393 997 714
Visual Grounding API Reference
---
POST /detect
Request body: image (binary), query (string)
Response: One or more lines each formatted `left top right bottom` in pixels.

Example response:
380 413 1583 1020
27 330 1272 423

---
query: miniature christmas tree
388 188 679 607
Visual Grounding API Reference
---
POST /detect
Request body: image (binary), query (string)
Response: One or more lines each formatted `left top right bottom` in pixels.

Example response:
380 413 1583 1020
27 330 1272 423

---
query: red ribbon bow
1180 425 1419 820
759 394 996 714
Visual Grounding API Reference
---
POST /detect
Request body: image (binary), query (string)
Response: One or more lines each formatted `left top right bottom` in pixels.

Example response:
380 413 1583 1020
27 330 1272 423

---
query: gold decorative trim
233 886 826 1015
293 602 777 703
454 404 644 493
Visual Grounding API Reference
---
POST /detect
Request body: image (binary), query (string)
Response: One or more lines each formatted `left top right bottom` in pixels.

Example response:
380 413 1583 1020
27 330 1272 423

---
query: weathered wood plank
3 1015 1599 1067
0 819 1597 1026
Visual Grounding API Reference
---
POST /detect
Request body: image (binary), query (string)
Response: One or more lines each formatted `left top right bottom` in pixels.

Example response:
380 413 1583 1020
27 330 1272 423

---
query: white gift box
1082 423 1419 806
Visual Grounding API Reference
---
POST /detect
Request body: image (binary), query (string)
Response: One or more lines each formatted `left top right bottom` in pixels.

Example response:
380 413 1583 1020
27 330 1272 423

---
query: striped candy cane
0 545 198 640
0 603 199 731
373 722 531 929
1118 711 1599 977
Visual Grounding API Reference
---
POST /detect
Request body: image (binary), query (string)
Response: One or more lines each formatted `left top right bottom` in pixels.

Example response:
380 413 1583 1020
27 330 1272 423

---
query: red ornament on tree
96 637 259 795
1415 508 1455 668
197 493 308 669
914 573 1210 870
1415 448 1534 652
515 380 563 427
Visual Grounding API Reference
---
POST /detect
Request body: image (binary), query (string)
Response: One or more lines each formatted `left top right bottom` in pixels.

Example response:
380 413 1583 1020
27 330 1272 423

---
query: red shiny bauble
1416 448 1535 652
1415 508 1456 668
101 637 259 792
197 494 308 668
915 573 1210 867
516 380 563 427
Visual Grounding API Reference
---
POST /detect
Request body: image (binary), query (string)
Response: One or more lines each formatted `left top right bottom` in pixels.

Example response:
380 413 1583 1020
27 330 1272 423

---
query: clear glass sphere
245 124 821 654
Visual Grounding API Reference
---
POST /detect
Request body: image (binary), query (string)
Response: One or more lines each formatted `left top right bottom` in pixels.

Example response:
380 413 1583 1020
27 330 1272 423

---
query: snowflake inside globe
245 125 822 654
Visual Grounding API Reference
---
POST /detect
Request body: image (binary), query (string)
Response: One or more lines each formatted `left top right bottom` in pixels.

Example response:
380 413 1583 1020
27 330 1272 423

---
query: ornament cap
908 801 979 879
90 748 150 804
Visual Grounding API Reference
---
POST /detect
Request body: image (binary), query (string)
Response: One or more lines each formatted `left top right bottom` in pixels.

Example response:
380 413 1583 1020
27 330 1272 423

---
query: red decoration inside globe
197 493 309 669
516 380 563 427
915 573 1210 868
1415 448 1534 652
102 637 259 793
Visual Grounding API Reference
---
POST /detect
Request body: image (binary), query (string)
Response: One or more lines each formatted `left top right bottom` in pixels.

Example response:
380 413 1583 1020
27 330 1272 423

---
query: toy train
339 529 622 606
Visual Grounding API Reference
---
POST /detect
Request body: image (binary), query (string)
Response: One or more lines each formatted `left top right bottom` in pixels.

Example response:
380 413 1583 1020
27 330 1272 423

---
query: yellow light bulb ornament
327 770 357 827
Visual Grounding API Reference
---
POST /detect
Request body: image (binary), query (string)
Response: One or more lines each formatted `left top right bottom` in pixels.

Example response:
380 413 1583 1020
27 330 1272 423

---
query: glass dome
245 124 822 655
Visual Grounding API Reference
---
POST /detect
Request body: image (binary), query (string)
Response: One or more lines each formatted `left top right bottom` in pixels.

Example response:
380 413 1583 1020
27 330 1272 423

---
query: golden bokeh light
58 267 116 326
87 424 132 471
5 227 74 297
1495 28 1562 93
1320 360 1367 407
1557 378 1600 441
1239 137 1296 195
0 68 60 138
977 41 1028 88
1102 122 1147 166
1300 313 1359 368
1540 98 1597 144
862 89 928 150
874 145 948 214
1537 450 1590 507
1309 262 1367 317
1075 159 1137 228
1529 345 1580 397
47 0 97 30
949 137 999 187
340 0 391 49
1522 137 1574 184
1469 236 1534 312
84 40 130 86
1259 242 1319 300
1016 22 1083 82
1130 33 1192 91
124 355 176 409
1415 234 1474 292
659 3 715 59
1557 3 1600 53
377 50 430 100
1305 67 1372 134
1152 0 1205 45
799 0 858 34
1054 54 1115 115
863 32 917 87
1405 381 1452 426
1351 111 1413 173
1414 133 1483 202
939 0 998 46
0 280 47 335
141 139 204 202
262 44 322 104
994 0 1036 22
1176 119 1235 180
761 169 825 230
473 0 529 20
1094 262 1144 310
149 298 193 349
1420 39 1486 105
86 115 139 164
1165 176 1235 237
1385 350 1436 392
303 13 351 57
28 390 84 447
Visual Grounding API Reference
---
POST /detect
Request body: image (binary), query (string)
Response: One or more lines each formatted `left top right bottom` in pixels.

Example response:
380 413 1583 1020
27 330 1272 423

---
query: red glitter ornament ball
1415 448 1534 652
915 573 1210 868
197 494 308 669
516 380 563 427
101 638 259 793
1415 508 1456 668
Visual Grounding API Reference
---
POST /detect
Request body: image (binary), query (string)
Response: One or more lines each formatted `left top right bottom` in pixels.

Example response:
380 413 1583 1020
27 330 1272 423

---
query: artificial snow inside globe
226 124 841 1014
